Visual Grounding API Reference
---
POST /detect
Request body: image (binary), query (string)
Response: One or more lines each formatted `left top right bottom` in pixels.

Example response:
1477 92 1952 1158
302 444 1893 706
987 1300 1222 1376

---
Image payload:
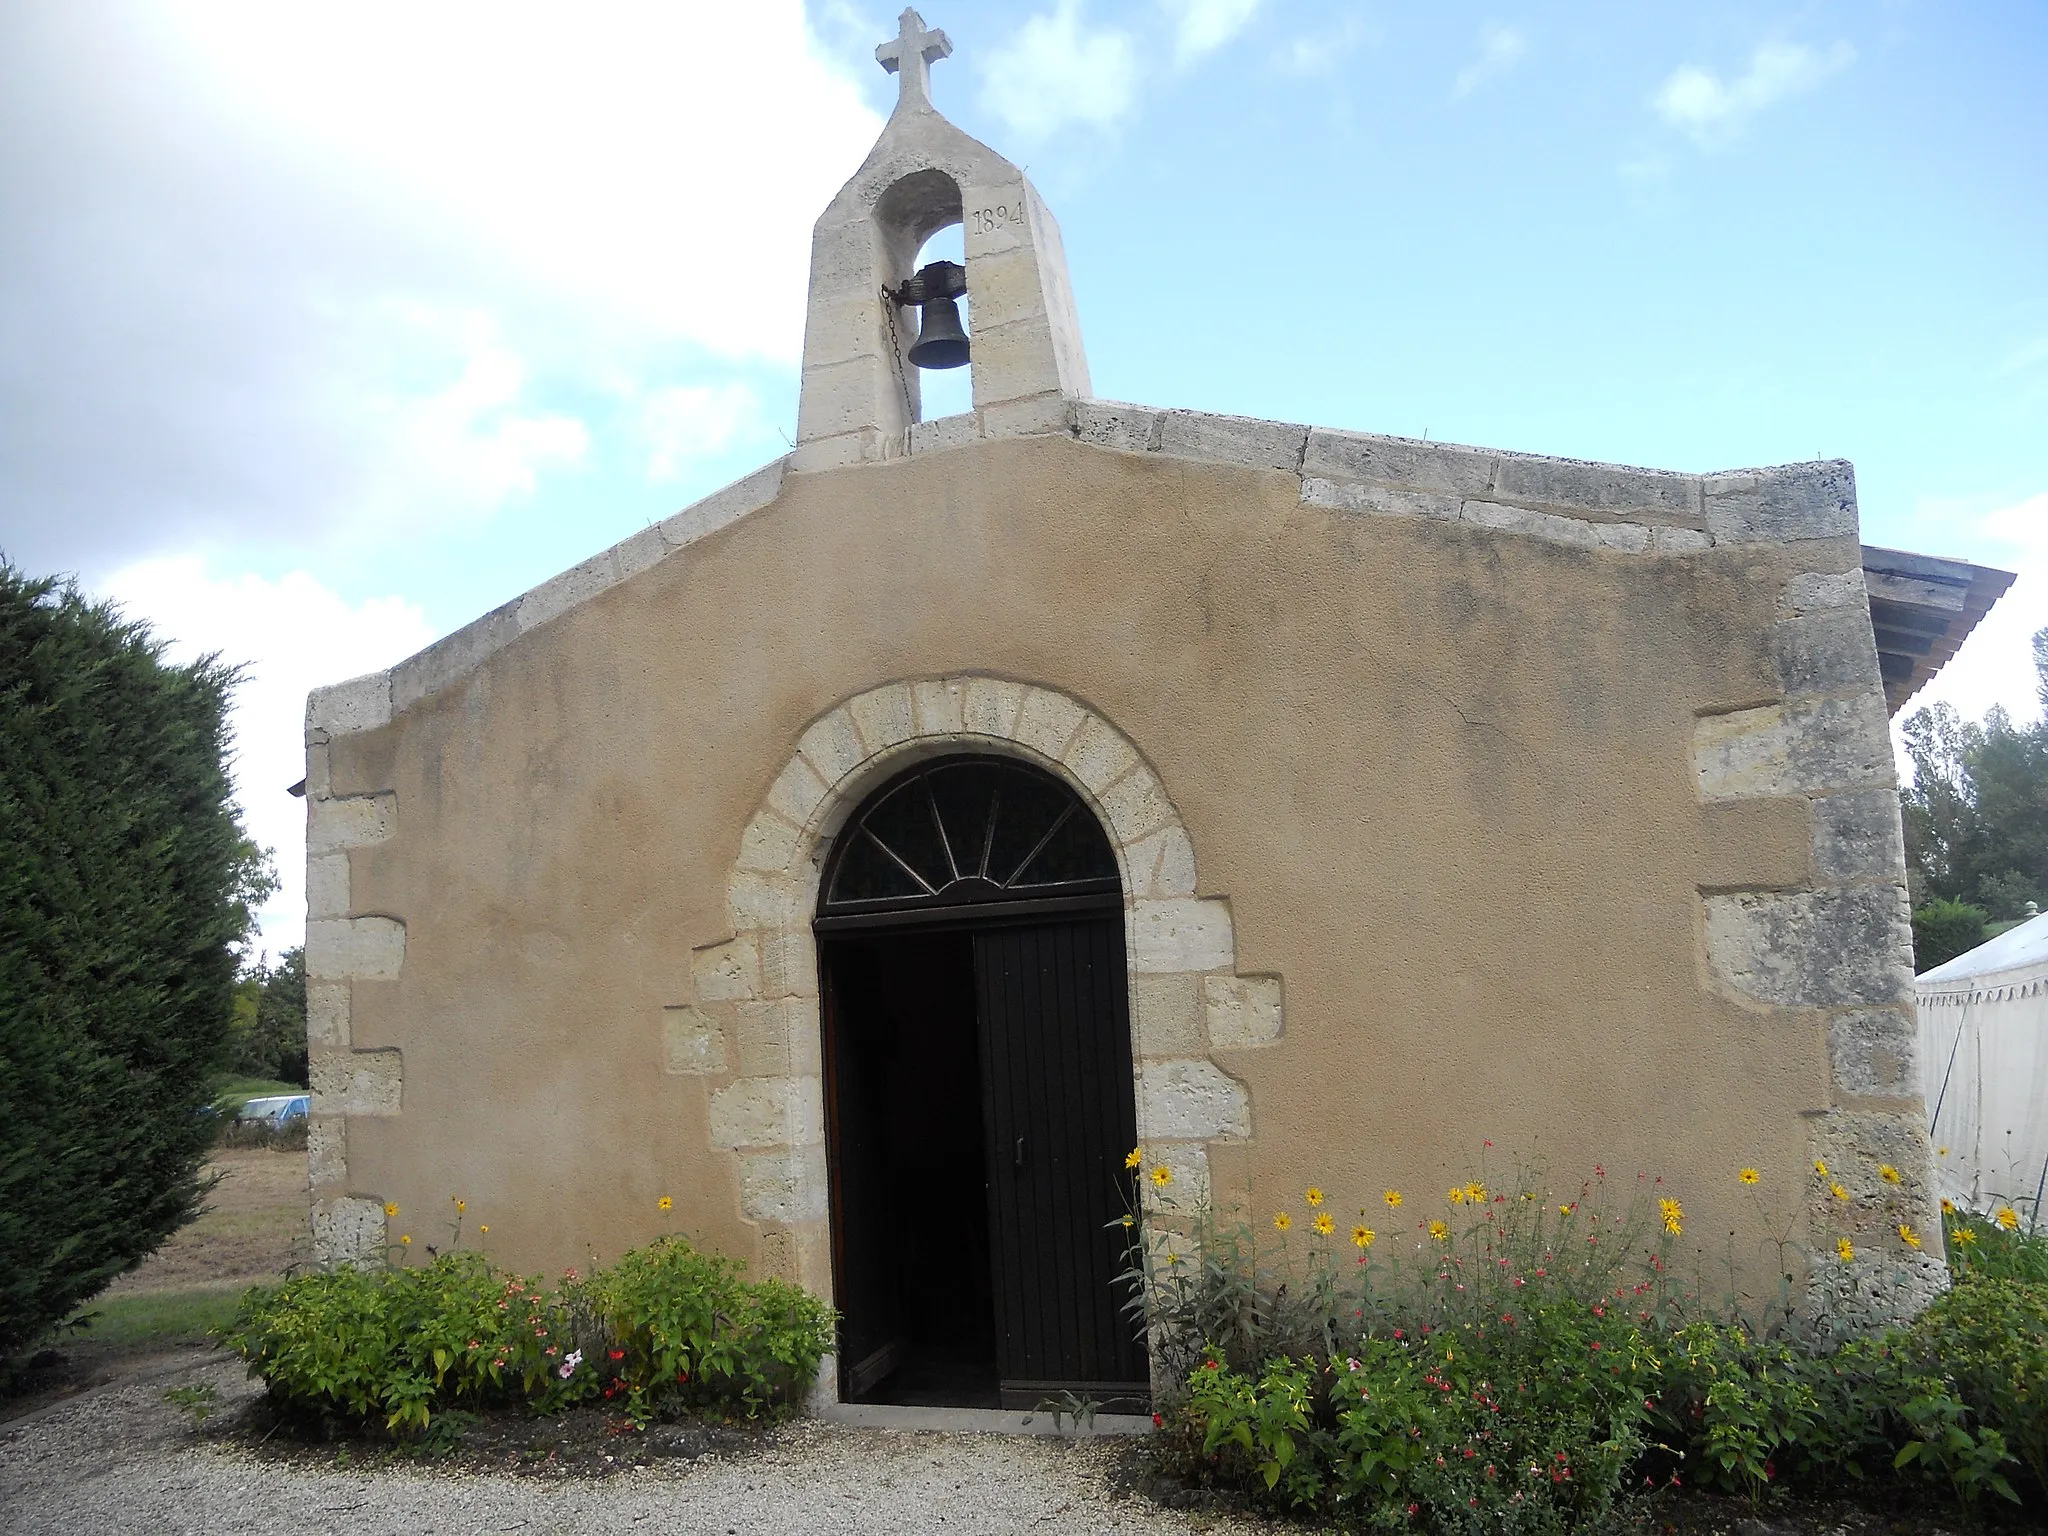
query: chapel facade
301 12 2009 1409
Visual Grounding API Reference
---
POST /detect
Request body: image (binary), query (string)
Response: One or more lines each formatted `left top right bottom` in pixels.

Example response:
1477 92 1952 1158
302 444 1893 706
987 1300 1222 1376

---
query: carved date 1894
969 203 1020 237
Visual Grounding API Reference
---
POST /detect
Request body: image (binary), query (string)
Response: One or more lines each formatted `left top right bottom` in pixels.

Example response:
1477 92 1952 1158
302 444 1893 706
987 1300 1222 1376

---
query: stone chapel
302 12 2013 1410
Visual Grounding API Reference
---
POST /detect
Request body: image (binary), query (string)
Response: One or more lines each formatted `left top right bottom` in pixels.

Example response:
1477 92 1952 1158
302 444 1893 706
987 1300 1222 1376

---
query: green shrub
1912 897 1989 971
1168 1301 1661 1529
222 1237 832 1437
591 1236 832 1424
1136 1155 2041 1524
1653 1323 2018 1508
0 565 272 1359
1141 1166 1677 1528
1906 1277 2048 1501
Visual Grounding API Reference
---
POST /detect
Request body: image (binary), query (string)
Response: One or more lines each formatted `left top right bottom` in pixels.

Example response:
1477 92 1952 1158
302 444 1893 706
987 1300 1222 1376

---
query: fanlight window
819 757 1118 919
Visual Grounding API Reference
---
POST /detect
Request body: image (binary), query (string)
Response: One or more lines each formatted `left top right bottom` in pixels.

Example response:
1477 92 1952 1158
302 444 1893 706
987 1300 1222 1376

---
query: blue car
234 1094 309 1129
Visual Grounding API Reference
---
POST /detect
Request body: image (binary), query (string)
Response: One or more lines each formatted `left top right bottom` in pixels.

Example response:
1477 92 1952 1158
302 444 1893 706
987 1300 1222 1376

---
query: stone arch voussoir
671 676 1280 1324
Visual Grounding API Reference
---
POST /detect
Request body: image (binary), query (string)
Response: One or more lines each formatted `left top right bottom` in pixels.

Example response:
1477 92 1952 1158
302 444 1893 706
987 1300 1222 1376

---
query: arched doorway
815 754 1147 1411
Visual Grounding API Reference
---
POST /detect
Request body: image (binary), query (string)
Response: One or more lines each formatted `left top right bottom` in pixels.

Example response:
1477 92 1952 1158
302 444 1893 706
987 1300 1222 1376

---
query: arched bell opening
813 755 1147 1411
905 223 972 419
872 168 973 428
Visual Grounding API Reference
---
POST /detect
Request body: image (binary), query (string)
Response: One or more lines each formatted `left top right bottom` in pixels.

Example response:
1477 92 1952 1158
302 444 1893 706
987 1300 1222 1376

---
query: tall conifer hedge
1 564 265 1356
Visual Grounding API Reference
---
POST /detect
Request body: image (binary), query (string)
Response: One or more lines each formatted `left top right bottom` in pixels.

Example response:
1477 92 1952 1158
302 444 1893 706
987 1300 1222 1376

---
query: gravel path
1 1354 1279 1535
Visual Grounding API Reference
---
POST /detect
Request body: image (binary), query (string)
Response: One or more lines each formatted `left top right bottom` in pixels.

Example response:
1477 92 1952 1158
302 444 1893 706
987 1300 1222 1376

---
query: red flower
1152 1412 1164 1428
609 1348 625 1360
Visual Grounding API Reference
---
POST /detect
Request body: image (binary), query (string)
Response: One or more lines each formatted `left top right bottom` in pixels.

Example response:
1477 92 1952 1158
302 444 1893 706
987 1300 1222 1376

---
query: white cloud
1894 491 2048 770
981 1 1140 138
344 306 590 528
1653 40 1855 146
0 1 880 574
1277 15 1374 76
96 559 438 957
1160 0 1262 65
1454 23 1527 100
638 384 769 484
1923 494 2048 724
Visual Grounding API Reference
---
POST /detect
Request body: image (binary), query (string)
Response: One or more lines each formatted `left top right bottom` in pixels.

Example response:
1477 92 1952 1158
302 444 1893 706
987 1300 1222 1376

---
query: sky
2 1 2043 956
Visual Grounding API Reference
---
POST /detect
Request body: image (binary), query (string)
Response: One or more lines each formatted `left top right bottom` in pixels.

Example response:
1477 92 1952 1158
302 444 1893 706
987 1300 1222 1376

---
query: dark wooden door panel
973 916 1146 1406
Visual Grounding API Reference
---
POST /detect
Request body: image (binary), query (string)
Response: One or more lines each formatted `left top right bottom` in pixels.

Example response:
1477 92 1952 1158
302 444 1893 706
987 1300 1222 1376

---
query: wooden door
972 915 1147 1409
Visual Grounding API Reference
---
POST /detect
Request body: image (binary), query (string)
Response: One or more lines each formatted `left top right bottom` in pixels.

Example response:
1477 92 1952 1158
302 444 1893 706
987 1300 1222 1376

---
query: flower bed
1128 1152 2045 1527
221 1229 831 1437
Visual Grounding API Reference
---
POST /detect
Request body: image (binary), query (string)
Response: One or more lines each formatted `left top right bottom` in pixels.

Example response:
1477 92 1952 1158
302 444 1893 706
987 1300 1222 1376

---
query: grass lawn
65 1285 251 1351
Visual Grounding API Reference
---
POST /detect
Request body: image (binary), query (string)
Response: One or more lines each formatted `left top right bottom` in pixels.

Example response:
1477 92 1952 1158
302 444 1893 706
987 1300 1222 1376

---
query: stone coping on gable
307 399 1860 739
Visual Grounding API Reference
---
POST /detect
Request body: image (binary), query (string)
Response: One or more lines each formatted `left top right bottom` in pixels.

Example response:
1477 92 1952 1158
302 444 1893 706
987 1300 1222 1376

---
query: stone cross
876 8 951 112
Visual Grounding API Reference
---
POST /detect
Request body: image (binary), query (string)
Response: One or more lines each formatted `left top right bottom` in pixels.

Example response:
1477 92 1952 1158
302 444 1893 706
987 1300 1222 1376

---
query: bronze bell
893 260 970 370
908 294 969 370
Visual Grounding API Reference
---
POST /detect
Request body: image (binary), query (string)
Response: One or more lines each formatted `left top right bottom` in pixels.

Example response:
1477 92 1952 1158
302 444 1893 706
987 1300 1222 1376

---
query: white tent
1918 911 2048 1225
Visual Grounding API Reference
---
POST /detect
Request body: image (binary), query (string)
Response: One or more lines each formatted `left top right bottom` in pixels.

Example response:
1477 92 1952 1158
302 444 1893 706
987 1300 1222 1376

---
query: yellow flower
658 1195 673 1212
1953 1226 1978 1247
1448 1186 1467 1206
479 1225 489 1235
1659 1199 1683 1237
1831 1183 1849 1202
1151 1165 1173 1188
1352 1225 1376 1249
1814 1159 1830 1177
1165 1251 1181 1266
1427 1219 1449 1241
1464 1182 1487 1204
1897 1223 1922 1250
384 1202 399 1218
1997 1207 2021 1232
1313 1212 1335 1236
1559 1204 1575 1217
400 1234 412 1246
1738 1168 1760 1186
1937 1146 1950 1157
1274 1211 1293 1232
1383 1189 1403 1209
1879 1164 1901 1185
1125 1147 1143 1170
1940 1197 1955 1214
1836 1237 1855 1263
1664 1217 1683 1236
1120 1213 1135 1228
454 1198 467 1213
1305 1187 1324 1208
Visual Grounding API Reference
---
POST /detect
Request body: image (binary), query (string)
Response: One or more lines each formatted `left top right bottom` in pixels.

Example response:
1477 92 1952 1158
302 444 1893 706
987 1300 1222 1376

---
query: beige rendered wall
304 429 1943 1326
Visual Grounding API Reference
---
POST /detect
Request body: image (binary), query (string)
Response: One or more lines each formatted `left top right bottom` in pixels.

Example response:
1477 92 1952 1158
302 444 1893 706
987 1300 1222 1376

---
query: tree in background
0 564 273 1358
1901 626 2048 965
227 947 308 1087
